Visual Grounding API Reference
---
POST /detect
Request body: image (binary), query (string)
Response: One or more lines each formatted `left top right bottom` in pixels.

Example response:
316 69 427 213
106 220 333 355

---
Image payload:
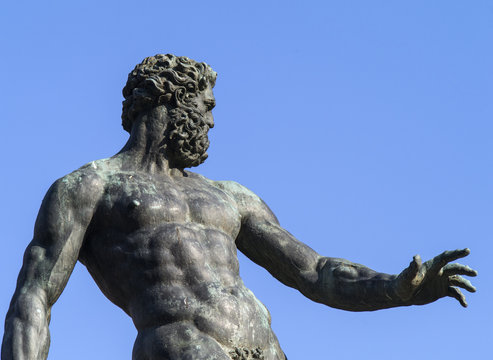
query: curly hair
121 54 217 133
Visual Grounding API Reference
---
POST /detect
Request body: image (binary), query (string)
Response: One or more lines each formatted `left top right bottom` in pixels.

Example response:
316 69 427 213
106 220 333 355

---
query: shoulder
213 180 260 202
45 158 110 208
63 159 109 190
35 159 110 234
212 180 279 223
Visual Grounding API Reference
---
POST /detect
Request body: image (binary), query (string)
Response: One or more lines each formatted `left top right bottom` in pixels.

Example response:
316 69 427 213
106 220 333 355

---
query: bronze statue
2 54 477 360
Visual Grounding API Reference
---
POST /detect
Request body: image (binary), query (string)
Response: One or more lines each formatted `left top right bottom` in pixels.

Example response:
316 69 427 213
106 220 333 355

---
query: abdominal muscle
130 275 273 343
130 279 280 359
82 222 284 359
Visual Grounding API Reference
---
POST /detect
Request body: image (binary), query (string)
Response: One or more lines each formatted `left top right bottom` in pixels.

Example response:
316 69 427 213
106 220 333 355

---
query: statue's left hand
393 248 477 307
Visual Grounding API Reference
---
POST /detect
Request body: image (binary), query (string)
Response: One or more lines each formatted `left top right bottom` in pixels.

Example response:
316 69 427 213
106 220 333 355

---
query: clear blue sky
1 1 491 359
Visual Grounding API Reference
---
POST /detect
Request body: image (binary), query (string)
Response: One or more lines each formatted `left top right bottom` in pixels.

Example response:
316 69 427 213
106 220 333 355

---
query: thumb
402 255 421 282
395 255 422 300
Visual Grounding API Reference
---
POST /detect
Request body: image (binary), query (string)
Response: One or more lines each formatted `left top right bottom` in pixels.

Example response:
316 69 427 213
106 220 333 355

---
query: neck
118 108 185 176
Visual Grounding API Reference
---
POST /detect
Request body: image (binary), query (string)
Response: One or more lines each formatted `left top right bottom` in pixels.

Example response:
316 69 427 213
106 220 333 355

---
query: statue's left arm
219 181 477 312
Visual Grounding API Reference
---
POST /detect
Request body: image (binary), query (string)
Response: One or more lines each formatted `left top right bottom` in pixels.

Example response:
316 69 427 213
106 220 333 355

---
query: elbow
292 257 333 303
310 257 357 308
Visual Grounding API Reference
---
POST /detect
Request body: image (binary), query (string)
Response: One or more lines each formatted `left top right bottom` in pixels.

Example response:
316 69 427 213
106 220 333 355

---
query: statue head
122 54 217 168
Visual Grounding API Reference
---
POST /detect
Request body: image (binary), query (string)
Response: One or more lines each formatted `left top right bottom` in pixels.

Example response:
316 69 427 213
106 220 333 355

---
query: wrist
387 275 413 306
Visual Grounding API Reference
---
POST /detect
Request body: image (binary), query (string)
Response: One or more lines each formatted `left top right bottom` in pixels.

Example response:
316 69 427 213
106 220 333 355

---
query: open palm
394 248 477 307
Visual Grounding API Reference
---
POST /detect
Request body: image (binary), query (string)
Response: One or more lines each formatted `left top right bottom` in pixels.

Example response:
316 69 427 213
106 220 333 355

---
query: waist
134 321 285 360
129 282 271 340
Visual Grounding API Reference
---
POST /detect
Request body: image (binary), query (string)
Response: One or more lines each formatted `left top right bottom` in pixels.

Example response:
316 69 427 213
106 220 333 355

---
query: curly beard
165 107 211 168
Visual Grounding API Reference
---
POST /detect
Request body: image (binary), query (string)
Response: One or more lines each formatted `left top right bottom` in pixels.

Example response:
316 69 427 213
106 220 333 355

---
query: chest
97 173 241 237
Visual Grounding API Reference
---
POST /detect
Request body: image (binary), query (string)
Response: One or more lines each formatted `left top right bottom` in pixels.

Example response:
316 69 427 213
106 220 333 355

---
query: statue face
192 85 216 128
165 86 216 169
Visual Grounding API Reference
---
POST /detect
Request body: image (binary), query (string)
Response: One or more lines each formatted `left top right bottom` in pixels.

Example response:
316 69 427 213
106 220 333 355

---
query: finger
430 248 470 274
448 286 467 307
442 263 478 277
449 275 476 293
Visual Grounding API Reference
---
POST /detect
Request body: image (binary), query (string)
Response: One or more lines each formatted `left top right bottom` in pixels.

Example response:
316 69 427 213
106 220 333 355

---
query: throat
115 147 188 177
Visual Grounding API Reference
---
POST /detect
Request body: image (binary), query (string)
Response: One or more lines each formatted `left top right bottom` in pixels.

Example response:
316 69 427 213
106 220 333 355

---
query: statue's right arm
2 172 102 360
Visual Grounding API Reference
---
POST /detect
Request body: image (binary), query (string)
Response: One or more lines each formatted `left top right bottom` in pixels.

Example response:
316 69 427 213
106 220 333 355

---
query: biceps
23 183 88 303
236 215 321 288
21 203 83 306
19 235 80 306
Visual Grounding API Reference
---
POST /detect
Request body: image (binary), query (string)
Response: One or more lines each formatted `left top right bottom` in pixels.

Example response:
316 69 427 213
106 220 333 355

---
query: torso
77 158 284 359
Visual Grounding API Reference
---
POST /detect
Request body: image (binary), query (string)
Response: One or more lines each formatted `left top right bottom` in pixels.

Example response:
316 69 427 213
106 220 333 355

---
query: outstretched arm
2 173 102 359
220 181 477 312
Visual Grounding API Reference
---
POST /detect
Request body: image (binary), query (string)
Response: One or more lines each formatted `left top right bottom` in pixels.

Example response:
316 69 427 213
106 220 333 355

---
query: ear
158 93 172 105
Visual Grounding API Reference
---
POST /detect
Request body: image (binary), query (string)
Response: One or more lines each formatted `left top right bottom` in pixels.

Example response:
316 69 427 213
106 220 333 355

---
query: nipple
128 199 141 210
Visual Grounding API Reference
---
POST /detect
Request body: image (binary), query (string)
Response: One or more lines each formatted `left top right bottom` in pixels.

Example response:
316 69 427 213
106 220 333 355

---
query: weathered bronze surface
2 54 477 360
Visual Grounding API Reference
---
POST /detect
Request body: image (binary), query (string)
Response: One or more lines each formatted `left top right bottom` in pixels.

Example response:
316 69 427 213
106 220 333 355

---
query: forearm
2 290 51 360
236 210 412 311
302 257 409 312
